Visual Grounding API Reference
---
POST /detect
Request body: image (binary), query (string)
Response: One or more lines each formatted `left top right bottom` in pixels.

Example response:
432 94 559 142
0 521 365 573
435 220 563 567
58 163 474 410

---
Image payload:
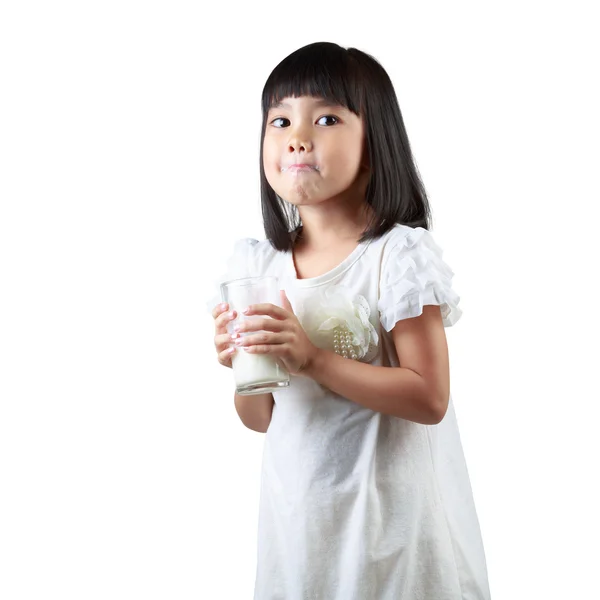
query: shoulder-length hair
259 41 432 252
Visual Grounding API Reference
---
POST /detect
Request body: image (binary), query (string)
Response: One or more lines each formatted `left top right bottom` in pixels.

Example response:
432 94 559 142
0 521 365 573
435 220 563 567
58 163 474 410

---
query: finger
240 343 277 355
215 331 238 350
235 332 290 348
215 308 237 333
234 316 287 334
217 345 236 365
211 302 229 320
243 303 288 320
280 290 295 313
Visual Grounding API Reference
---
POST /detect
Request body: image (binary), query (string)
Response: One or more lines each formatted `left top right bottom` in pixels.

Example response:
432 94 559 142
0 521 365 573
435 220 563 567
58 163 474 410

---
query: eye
270 117 290 128
317 115 339 126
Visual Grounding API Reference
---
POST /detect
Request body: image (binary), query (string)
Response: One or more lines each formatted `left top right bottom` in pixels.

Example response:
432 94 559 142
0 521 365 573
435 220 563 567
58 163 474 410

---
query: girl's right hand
212 302 238 368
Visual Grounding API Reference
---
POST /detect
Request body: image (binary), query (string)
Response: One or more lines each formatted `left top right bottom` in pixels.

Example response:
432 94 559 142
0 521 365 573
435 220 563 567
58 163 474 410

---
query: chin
275 195 305 206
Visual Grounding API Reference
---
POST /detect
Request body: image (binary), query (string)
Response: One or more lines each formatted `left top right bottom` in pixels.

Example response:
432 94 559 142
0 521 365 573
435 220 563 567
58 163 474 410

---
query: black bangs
261 42 362 116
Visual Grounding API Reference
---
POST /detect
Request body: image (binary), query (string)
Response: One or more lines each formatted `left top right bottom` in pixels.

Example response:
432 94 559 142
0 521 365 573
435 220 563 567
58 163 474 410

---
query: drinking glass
221 276 290 395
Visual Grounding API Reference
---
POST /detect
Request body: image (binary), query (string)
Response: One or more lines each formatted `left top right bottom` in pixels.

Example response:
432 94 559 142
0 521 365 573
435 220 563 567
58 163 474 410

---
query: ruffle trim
377 227 463 330
205 238 260 314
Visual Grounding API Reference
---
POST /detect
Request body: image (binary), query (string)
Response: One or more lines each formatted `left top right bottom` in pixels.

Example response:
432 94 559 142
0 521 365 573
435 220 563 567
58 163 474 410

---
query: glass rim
220 275 279 289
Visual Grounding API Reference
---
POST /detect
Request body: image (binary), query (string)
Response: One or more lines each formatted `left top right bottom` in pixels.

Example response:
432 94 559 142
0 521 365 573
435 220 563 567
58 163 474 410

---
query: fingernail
242 307 250 314
227 346 235 354
220 303 227 311
229 311 236 319
230 333 239 340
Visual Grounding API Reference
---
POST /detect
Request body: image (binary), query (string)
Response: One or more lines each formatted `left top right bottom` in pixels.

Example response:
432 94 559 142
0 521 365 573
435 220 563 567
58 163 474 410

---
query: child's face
263 95 368 207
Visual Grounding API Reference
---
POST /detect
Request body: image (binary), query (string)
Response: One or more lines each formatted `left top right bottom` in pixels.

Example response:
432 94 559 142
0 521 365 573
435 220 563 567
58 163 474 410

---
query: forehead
268 96 348 111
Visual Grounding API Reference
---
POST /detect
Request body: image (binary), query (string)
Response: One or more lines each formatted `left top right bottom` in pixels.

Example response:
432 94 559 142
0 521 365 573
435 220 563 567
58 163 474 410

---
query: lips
281 164 319 173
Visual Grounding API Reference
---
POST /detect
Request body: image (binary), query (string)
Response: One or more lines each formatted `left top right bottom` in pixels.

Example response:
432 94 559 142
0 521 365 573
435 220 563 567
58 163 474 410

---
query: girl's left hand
232 290 319 376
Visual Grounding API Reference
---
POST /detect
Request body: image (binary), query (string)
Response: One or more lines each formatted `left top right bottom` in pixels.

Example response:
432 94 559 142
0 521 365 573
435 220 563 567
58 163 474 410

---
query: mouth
281 164 320 173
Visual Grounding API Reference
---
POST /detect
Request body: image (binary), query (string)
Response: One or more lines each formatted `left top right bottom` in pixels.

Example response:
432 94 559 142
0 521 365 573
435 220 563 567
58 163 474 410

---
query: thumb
280 289 294 313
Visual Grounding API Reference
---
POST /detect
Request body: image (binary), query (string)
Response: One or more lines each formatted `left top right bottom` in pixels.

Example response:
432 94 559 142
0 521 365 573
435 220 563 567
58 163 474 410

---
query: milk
232 348 289 394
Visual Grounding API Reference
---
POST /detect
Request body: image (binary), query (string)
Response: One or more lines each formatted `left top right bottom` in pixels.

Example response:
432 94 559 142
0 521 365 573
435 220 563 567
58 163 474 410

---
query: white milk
232 349 289 392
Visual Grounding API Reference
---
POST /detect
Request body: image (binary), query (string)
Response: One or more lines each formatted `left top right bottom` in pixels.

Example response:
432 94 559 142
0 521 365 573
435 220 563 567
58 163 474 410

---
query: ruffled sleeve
205 238 260 314
377 227 463 330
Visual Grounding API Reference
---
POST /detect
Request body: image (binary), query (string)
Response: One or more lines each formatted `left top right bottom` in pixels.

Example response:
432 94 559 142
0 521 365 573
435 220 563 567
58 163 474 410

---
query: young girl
207 42 491 600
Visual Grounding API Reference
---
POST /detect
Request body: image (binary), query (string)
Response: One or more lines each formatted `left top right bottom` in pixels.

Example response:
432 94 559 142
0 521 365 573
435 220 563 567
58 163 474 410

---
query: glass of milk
221 276 290 396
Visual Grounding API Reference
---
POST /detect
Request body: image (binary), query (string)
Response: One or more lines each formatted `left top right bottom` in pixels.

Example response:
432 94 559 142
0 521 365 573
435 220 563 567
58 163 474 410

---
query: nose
287 124 313 153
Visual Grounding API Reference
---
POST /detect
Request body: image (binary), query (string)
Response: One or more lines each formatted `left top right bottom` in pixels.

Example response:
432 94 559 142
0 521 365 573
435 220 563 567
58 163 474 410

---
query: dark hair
259 41 432 252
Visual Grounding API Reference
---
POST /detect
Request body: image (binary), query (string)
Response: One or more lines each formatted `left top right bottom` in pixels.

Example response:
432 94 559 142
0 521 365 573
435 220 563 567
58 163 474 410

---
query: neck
295 201 375 251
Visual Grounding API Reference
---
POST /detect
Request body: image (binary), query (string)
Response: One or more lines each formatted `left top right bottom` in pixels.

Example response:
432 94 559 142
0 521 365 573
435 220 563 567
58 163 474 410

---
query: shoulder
252 238 278 259
206 237 264 313
376 224 462 329
224 237 260 274
248 238 283 276
379 224 442 267
227 237 278 266
225 237 288 280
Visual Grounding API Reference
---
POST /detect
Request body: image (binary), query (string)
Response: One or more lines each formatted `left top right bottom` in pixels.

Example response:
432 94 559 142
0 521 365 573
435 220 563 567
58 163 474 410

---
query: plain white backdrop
1 1 598 598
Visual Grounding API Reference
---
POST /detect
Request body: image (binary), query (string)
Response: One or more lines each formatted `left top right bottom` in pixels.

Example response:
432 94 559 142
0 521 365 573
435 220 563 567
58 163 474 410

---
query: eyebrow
270 99 345 111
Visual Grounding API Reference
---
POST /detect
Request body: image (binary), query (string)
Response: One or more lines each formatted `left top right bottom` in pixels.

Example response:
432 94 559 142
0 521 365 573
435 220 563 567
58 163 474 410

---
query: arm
234 391 274 433
304 353 438 424
303 305 450 425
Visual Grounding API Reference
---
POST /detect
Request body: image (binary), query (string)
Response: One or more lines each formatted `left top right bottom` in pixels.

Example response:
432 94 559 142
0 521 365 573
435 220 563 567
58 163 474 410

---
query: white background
1 1 598 598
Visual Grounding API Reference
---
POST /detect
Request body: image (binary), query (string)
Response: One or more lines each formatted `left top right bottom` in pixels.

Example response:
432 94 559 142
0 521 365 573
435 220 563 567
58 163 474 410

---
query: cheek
326 133 362 167
262 140 280 173
262 150 274 176
330 150 362 185
262 146 283 192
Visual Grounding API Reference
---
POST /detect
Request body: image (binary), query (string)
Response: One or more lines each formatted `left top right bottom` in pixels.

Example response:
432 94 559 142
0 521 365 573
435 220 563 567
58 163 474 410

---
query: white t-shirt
207 224 491 600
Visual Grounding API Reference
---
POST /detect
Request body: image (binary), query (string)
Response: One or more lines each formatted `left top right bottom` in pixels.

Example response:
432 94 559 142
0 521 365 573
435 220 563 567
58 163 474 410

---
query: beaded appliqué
332 325 359 359
297 284 379 362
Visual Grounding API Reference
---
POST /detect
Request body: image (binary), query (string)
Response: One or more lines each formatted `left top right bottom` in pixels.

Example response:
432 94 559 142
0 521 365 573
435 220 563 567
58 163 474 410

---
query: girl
207 42 491 600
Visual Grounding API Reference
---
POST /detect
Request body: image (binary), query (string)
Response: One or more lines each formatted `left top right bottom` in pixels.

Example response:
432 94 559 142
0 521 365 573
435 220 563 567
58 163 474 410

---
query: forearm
234 391 274 433
303 349 440 425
